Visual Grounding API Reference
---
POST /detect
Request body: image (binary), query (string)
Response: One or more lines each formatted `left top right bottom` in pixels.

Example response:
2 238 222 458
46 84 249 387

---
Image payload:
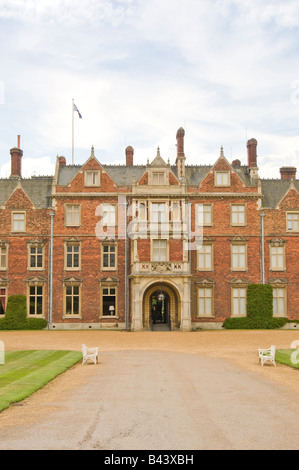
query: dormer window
152 172 165 185
85 170 100 187
215 171 230 187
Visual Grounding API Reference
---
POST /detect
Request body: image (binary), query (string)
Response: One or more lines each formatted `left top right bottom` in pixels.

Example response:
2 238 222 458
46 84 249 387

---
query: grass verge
0 350 82 412
276 349 299 369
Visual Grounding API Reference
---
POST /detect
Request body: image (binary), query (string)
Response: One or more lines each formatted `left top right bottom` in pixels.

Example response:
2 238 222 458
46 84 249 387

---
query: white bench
258 345 276 367
81 344 99 365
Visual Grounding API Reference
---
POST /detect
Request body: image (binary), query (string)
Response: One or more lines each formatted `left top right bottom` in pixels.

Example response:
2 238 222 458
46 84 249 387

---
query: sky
0 0 299 179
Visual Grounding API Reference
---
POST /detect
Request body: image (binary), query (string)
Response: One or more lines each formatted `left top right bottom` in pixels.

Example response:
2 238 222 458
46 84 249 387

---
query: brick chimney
10 135 23 178
126 146 134 166
58 156 66 166
247 138 257 168
176 127 186 180
280 166 297 180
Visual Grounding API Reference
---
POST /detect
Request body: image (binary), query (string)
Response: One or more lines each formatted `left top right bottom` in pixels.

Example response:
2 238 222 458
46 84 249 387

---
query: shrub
0 295 48 330
247 284 273 319
223 284 287 330
223 317 287 330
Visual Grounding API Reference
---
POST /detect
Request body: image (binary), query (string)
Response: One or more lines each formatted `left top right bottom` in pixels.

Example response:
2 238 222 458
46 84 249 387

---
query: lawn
276 349 299 369
0 350 82 412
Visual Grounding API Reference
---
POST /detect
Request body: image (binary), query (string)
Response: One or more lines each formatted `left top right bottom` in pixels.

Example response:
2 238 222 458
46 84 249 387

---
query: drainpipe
49 211 55 329
125 199 129 330
260 212 266 284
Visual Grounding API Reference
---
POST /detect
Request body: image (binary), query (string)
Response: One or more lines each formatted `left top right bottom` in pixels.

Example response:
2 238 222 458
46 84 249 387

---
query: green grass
276 349 299 369
0 350 82 412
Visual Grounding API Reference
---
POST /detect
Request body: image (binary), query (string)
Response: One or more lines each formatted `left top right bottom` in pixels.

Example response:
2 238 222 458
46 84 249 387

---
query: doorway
150 291 170 330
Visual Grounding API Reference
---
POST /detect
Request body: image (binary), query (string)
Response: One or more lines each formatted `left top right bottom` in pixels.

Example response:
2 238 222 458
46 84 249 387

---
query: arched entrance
150 290 170 329
143 282 180 330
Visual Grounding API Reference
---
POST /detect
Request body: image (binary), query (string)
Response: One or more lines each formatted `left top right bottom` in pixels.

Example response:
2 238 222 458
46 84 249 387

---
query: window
196 204 213 226
65 285 80 316
152 172 165 185
231 204 246 226
152 239 167 261
171 202 181 222
198 244 213 271
151 203 167 223
65 205 80 226
29 245 44 270
85 170 100 187
215 171 230 187
65 244 80 270
28 285 44 316
12 212 25 232
286 212 299 232
102 244 116 270
138 202 147 222
198 287 213 316
102 204 116 226
231 244 247 271
270 245 285 271
273 287 286 317
102 286 117 316
0 288 6 315
232 287 246 316
0 245 7 270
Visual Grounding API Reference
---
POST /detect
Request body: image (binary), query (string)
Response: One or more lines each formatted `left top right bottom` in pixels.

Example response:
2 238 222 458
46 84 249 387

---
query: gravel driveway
0 334 299 450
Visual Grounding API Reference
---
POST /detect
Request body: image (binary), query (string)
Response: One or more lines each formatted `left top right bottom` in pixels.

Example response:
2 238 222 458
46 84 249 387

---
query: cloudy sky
0 0 299 179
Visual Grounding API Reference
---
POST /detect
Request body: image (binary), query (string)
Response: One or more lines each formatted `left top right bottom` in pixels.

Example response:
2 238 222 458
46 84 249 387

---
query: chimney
58 156 66 166
232 159 241 168
10 135 23 178
176 127 186 180
280 166 297 180
126 146 134 166
247 138 257 168
176 127 185 157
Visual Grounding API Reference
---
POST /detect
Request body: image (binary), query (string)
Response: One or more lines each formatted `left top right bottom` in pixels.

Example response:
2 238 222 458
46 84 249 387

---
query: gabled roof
148 147 169 167
260 179 299 208
0 177 53 208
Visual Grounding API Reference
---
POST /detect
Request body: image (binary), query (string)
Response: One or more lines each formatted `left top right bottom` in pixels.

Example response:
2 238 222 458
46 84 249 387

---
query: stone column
180 277 192 331
131 278 143 331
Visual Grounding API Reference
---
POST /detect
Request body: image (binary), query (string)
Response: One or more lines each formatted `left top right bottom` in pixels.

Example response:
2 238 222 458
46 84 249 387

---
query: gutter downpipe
49 211 55 329
125 198 129 330
260 212 266 284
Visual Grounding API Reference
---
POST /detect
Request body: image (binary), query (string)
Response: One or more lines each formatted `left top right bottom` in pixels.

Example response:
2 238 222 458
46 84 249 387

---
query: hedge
223 284 287 330
0 295 48 330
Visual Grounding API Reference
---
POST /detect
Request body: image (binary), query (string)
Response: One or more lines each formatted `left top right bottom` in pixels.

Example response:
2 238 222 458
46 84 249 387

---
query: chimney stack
176 127 186 180
126 146 134 166
280 166 297 180
10 135 23 178
247 138 257 168
58 156 66 166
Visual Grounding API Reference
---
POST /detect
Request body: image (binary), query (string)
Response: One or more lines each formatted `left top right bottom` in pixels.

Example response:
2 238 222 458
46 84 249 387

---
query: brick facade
0 130 298 329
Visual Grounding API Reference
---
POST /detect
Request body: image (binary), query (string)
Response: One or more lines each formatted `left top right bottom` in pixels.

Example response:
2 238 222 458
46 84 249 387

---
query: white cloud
0 156 54 178
0 0 299 180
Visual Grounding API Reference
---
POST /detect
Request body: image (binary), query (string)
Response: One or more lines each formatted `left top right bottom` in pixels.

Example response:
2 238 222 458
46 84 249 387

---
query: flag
73 103 82 119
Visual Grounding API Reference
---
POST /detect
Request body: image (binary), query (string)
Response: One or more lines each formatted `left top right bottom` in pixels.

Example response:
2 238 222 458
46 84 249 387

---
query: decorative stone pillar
180 277 192 331
131 278 143 331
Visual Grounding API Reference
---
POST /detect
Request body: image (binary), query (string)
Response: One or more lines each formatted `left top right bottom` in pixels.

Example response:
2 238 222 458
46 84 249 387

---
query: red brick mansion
0 128 298 330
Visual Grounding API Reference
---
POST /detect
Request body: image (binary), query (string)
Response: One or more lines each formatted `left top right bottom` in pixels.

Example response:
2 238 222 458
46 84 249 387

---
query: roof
0 177 53 209
260 179 299 208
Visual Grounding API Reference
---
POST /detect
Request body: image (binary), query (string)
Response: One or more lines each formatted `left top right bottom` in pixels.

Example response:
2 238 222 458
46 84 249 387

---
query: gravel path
0 330 298 450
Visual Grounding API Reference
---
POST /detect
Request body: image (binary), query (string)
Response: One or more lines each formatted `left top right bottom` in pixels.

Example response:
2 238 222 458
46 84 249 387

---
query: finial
91 146 95 157
157 146 161 157
220 146 224 158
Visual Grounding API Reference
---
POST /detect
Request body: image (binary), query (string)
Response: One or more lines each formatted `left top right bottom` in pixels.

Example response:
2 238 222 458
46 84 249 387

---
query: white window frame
12 211 26 232
84 170 100 187
286 212 299 232
231 287 247 317
215 171 230 187
65 204 81 227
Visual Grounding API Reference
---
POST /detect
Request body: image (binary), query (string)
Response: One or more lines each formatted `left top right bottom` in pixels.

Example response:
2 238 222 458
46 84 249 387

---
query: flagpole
72 98 74 164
